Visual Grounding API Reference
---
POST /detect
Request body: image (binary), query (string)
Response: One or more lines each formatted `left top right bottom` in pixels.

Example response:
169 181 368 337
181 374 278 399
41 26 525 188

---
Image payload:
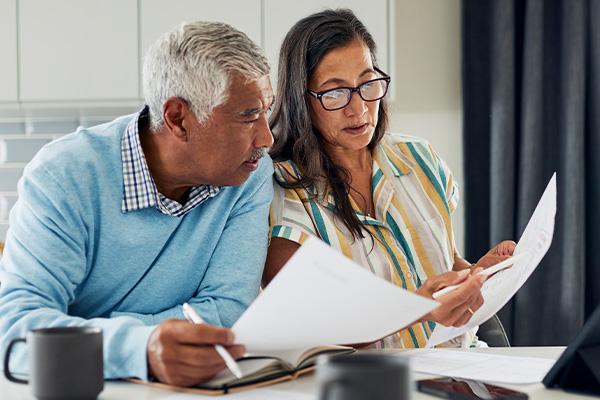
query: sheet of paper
163 388 315 399
427 173 557 347
233 236 439 354
402 349 556 384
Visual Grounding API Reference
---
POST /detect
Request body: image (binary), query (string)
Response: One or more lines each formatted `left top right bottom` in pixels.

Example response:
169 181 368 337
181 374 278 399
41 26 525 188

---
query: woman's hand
416 270 486 327
473 240 516 270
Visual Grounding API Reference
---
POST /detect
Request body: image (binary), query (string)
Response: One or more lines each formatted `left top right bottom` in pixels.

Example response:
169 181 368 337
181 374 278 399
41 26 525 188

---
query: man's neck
139 121 191 202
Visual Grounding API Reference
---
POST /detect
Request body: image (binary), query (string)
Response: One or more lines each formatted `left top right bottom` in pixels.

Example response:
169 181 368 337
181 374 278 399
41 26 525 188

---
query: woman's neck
326 146 372 172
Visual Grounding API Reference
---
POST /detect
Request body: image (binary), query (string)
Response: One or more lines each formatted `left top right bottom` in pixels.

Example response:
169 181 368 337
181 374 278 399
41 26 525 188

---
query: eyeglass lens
321 79 388 110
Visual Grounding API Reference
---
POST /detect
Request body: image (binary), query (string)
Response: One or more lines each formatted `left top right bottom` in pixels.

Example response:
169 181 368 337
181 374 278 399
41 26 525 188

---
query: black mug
317 353 412 400
4 326 104 400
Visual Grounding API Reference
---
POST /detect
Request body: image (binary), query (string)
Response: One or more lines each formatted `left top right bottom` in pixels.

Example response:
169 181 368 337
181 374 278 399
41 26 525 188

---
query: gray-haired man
0 22 274 386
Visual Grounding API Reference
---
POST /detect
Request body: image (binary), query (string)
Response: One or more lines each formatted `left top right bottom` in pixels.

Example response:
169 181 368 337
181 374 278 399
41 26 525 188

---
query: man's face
181 74 274 187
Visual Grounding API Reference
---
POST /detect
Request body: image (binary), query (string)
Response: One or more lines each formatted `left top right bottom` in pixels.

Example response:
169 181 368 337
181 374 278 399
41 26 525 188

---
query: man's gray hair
143 21 270 129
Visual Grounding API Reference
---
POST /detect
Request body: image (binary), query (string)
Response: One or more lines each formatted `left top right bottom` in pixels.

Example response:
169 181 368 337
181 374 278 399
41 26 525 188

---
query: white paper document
164 388 315 400
427 173 557 347
233 236 439 353
402 349 556 384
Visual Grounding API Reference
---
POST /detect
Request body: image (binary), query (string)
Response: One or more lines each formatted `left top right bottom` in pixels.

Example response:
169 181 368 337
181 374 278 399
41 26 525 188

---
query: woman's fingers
431 274 486 326
496 240 517 255
417 270 471 298
476 254 512 269
450 289 485 327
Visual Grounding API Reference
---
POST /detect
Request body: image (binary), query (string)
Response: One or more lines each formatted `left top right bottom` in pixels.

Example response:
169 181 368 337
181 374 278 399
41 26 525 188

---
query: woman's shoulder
383 132 431 147
381 132 437 160
273 159 303 184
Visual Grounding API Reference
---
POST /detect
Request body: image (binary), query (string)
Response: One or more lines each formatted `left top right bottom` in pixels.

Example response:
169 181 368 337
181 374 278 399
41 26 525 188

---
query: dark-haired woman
264 9 515 348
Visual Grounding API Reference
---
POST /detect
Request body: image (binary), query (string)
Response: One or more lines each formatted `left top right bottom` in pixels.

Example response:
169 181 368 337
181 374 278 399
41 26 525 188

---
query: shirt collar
376 140 414 177
120 106 221 217
274 138 414 214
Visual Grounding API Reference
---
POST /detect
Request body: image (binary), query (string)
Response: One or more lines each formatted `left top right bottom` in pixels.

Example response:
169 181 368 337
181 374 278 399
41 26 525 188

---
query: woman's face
307 39 381 154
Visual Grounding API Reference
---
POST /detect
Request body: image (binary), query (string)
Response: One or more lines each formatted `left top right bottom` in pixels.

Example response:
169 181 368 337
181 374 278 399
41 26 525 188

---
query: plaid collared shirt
121 107 221 217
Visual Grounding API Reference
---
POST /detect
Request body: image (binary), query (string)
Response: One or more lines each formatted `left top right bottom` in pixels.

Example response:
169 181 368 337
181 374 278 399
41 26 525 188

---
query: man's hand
417 270 486 327
473 240 517 270
147 320 245 387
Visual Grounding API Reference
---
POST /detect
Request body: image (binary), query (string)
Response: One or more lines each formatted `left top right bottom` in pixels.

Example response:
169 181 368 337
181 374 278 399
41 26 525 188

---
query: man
0 21 274 387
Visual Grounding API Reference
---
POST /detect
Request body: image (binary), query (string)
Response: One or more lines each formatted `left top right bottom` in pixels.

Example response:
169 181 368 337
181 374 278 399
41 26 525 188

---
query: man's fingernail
227 332 235 343
458 269 470 276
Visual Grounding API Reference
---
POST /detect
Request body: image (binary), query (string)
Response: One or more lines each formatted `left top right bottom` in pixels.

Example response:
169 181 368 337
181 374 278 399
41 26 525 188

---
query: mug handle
319 378 371 400
3 337 28 384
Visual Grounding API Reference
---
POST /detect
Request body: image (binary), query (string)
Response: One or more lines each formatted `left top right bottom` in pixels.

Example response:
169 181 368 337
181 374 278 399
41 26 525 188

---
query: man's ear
162 97 190 141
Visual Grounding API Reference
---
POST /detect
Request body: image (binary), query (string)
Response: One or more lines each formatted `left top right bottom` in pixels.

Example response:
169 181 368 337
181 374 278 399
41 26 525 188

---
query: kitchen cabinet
18 0 139 101
2 0 392 106
140 0 262 62
0 0 18 102
263 0 392 82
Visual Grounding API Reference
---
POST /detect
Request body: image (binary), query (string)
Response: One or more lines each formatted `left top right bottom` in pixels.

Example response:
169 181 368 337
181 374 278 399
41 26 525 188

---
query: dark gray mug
3 327 104 400
316 353 412 400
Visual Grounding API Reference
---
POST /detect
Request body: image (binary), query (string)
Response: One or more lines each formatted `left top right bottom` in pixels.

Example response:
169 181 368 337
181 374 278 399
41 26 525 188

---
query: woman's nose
344 91 368 117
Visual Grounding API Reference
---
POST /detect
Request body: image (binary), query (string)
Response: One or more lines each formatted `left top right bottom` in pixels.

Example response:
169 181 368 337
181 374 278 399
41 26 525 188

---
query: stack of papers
402 349 556 384
164 389 314 400
427 173 557 346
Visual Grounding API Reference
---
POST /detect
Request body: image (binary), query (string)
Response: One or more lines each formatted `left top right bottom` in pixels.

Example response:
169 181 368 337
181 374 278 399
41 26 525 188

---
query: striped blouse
270 133 460 348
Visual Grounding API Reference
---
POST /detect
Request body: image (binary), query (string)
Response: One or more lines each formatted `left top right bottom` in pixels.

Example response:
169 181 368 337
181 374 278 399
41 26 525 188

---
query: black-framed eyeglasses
307 68 391 111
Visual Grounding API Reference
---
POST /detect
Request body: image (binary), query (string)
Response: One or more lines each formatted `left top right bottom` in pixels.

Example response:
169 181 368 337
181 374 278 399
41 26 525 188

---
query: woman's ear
162 97 190 141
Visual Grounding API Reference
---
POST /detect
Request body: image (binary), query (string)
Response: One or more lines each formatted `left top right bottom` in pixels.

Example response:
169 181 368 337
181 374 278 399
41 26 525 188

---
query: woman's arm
262 237 301 287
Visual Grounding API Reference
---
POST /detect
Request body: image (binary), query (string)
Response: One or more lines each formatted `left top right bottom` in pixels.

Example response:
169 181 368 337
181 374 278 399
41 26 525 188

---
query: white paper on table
401 349 556 384
427 173 557 347
233 236 439 353
163 388 315 400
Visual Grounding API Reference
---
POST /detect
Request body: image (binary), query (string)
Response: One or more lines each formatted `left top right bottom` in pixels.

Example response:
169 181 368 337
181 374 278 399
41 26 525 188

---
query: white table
2 347 599 399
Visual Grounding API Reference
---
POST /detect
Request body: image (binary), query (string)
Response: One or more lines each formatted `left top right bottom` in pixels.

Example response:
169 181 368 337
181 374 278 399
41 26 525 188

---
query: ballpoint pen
182 303 243 379
432 252 529 299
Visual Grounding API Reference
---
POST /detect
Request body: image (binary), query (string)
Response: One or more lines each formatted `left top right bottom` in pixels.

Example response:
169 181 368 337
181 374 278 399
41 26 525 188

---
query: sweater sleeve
0 163 155 380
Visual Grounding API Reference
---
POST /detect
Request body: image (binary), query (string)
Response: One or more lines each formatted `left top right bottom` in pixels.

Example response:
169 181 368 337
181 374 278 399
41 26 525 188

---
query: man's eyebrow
238 97 275 117
238 108 263 117
319 68 376 88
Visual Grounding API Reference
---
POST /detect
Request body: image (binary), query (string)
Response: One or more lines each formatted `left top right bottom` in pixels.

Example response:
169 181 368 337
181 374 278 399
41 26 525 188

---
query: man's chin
219 172 252 187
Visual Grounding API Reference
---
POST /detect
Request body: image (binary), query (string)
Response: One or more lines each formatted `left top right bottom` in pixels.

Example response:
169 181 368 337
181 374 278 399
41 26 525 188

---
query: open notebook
134 345 354 395
133 237 438 395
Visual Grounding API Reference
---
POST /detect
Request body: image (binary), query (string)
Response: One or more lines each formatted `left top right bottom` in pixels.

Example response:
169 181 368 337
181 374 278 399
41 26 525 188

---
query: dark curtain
462 0 600 345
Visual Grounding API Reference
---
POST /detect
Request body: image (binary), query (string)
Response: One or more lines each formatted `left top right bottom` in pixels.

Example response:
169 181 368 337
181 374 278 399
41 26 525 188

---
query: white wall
389 0 464 253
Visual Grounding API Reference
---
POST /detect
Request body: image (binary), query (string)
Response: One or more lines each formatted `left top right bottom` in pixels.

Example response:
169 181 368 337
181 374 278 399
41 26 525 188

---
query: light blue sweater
0 114 273 379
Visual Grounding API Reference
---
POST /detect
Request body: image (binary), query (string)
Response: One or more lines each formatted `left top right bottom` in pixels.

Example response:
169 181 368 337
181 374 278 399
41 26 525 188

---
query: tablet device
542 303 600 395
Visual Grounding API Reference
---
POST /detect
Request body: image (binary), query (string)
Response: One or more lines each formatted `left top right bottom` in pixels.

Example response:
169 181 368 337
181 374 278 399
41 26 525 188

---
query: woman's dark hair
269 8 389 240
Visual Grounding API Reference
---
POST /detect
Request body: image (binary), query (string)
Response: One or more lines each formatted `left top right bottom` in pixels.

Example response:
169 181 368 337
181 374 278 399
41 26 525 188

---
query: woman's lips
343 123 369 135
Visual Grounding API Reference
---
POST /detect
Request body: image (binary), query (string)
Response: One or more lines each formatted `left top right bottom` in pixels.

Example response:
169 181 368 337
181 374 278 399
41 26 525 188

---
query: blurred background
0 0 597 348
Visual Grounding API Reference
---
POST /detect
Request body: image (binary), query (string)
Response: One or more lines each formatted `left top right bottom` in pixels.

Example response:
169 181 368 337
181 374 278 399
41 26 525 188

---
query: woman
265 9 515 348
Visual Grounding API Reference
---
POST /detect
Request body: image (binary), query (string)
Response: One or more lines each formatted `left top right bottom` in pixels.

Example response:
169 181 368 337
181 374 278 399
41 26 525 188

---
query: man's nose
254 113 274 149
